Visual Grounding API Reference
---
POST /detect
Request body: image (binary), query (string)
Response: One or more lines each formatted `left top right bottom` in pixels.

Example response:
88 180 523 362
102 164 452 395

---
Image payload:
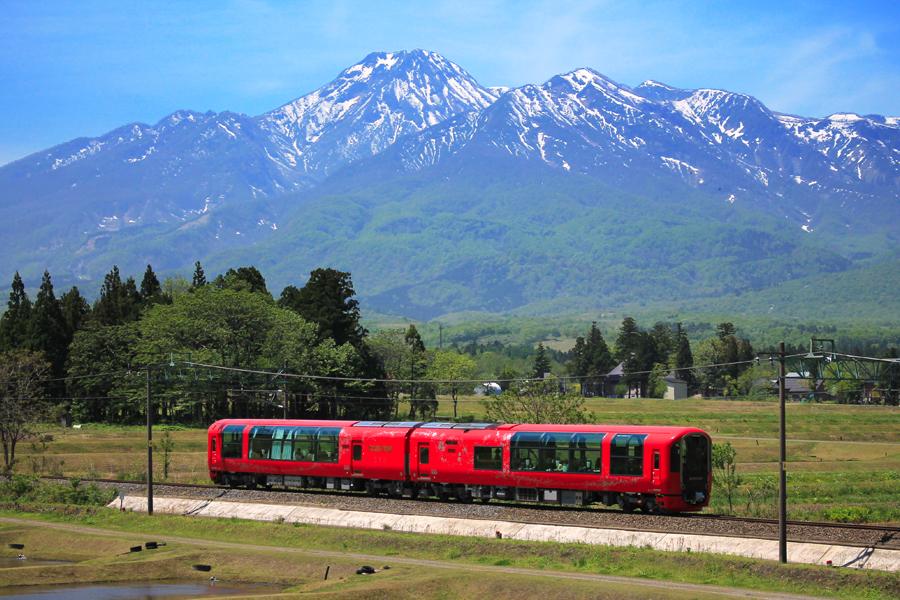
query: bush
0 476 114 506
822 506 874 523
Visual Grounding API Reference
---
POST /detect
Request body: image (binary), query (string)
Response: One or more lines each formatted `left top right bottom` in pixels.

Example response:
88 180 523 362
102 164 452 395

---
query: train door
651 450 661 486
208 429 220 470
351 440 363 475
415 442 431 480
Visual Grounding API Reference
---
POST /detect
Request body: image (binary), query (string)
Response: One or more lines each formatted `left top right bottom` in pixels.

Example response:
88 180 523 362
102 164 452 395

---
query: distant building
663 372 688 400
781 372 832 401
606 362 641 397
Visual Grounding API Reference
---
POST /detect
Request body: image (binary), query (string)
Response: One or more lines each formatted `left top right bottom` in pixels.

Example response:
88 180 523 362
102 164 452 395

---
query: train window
510 432 542 471
653 451 660 470
419 446 429 465
570 433 603 473
211 438 217 452
610 434 647 476
474 446 502 470
269 427 294 461
352 444 362 460
292 427 316 461
670 443 681 473
316 428 340 463
222 425 243 459
249 426 274 460
540 432 572 472
512 432 605 473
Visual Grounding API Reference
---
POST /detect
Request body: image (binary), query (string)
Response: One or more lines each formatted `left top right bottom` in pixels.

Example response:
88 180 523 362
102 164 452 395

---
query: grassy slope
1 509 897 599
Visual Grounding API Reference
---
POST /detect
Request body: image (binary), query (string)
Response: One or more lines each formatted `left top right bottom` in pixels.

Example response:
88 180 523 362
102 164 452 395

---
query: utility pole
778 341 786 563
439 323 443 349
146 366 154 516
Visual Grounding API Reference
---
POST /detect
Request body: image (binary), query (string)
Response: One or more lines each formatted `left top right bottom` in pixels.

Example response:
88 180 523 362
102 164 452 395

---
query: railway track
40 476 900 549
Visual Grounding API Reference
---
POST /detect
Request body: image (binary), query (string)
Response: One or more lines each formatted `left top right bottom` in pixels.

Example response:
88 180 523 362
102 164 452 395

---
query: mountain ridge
1 49 897 319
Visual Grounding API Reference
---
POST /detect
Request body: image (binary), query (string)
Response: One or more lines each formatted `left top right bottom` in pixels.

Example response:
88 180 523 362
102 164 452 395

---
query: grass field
12 397 900 523
1 506 898 599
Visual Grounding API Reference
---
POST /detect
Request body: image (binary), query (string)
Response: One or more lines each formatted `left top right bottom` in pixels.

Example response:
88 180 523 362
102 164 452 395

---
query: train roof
209 419 707 437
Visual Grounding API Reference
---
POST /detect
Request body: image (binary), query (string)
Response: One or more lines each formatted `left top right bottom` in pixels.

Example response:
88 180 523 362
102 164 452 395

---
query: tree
28 271 69 381
646 363 668 399
93 266 141 325
672 323 694 389
279 269 366 348
162 276 191 301
427 350 477 420
191 261 207 289
615 317 653 396
0 350 50 472
213 266 269 296
484 379 591 424
0 272 32 351
712 442 742 514
67 323 141 422
570 322 615 396
716 322 736 340
583 322 614 395
59 286 90 339
403 325 432 418
531 342 551 379
159 432 175 480
140 264 163 303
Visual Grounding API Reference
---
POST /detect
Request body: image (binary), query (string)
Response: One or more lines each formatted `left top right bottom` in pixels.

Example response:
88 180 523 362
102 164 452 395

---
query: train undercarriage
213 471 675 513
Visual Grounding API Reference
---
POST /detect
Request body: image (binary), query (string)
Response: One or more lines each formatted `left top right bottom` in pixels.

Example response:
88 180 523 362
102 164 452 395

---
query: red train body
207 419 711 513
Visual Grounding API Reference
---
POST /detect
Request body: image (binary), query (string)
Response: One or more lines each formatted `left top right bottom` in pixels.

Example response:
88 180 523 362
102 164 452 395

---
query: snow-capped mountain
260 49 498 180
393 70 898 230
0 50 897 316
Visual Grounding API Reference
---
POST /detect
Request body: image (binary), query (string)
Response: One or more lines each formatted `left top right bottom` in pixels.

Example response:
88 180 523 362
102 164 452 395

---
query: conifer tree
29 270 68 376
584 321 614 395
59 286 90 339
0 272 32 351
140 264 162 302
191 261 207 288
673 322 694 388
532 342 552 379
279 268 365 347
94 266 141 325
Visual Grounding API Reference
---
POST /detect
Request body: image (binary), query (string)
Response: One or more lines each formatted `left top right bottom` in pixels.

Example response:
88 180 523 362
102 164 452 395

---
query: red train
207 419 711 513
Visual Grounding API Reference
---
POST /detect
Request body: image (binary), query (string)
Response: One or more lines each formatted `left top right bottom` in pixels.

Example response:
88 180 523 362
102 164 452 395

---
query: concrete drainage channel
112 496 900 572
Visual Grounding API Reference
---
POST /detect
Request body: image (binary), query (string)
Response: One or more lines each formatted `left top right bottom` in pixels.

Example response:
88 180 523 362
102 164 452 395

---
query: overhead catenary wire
2 351 894 390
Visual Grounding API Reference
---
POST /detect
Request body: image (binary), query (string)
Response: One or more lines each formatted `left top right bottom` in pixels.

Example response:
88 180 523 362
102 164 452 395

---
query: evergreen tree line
562 318 755 398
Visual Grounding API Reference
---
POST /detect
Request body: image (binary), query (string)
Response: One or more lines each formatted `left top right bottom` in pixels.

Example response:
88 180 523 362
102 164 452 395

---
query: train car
207 419 711 513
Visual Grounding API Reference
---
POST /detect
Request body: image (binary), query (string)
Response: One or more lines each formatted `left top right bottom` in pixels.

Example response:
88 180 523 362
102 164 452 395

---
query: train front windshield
681 434 710 504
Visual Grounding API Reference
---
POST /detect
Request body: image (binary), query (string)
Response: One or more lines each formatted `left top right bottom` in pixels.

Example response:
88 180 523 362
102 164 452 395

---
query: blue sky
1 0 898 166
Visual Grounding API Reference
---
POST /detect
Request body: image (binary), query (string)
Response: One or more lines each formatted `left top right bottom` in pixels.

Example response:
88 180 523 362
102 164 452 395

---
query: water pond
0 581 279 599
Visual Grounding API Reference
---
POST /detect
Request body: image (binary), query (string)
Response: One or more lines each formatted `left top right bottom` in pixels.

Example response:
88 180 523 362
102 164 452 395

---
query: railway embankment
112 492 900 572
93 480 899 549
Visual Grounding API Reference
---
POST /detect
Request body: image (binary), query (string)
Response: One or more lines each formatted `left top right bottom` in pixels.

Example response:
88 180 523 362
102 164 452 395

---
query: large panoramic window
510 432 604 473
610 434 646 476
